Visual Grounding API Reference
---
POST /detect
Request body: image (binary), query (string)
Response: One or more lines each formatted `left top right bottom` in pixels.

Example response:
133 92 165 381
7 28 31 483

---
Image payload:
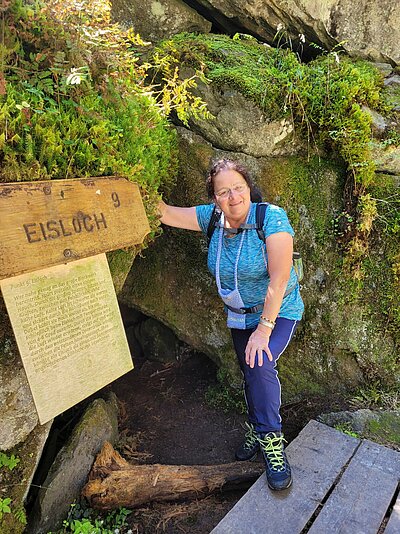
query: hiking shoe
258 431 292 490
235 422 260 461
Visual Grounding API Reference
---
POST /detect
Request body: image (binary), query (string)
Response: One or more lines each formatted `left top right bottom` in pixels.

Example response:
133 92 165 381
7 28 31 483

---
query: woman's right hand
245 325 273 368
158 201 201 231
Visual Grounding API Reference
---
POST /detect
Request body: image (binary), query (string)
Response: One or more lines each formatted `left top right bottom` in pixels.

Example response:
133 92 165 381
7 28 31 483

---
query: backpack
206 202 303 283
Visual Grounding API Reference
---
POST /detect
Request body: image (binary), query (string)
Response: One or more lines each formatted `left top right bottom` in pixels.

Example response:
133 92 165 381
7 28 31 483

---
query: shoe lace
243 422 258 450
259 433 287 471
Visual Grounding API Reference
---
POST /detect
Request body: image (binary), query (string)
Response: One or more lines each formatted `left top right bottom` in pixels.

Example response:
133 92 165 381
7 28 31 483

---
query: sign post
0 177 151 424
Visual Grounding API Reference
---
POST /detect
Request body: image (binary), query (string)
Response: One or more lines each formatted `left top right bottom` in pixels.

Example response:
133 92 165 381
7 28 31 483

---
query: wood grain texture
211 420 360 534
0 177 150 279
82 441 265 509
308 439 400 534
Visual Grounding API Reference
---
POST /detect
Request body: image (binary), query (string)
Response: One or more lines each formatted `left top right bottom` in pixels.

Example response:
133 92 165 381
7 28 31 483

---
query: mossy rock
122 126 396 398
365 412 400 448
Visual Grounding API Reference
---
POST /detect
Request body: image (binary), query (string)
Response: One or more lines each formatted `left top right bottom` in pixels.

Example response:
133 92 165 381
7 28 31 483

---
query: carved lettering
72 217 82 233
22 213 108 243
47 220 61 239
94 212 107 230
83 215 94 232
59 219 72 237
23 223 41 243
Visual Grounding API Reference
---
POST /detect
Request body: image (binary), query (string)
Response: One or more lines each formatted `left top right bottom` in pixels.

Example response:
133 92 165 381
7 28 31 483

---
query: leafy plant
0 497 12 521
334 422 359 439
205 369 246 414
13 505 27 525
49 502 132 534
0 0 212 243
0 452 20 470
352 384 400 410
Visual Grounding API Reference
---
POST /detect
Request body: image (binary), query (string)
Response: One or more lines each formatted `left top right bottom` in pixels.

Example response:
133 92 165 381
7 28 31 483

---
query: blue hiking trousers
231 317 298 434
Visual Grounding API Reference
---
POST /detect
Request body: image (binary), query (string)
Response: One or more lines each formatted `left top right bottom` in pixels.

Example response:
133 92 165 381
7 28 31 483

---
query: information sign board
1 254 133 424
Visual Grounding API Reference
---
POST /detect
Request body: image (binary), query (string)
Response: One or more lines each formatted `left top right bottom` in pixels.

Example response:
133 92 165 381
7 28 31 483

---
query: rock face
121 127 373 396
120 56 399 398
111 0 212 42
186 77 300 157
29 393 119 534
0 302 39 451
0 361 38 451
318 409 400 449
114 0 400 65
187 0 400 65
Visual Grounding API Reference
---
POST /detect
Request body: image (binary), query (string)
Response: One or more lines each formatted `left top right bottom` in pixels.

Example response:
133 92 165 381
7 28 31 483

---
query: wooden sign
0 177 150 280
0 254 133 424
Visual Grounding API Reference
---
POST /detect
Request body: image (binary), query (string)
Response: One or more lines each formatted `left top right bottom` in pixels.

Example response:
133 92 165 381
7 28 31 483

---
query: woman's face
213 169 251 223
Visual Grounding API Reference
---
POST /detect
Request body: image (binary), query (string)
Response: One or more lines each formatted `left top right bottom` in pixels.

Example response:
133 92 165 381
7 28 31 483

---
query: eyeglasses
214 184 247 199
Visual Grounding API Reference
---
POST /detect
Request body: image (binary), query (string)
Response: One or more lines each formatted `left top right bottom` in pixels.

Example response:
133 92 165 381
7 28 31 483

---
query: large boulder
111 0 400 65
184 74 300 157
29 393 119 534
187 0 400 65
120 39 399 397
121 126 387 397
111 0 212 42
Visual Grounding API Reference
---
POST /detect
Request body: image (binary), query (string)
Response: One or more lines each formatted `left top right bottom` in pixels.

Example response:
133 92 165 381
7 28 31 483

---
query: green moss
107 249 137 295
364 413 400 448
260 155 343 245
1 1 180 249
156 33 382 192
205 369 246 414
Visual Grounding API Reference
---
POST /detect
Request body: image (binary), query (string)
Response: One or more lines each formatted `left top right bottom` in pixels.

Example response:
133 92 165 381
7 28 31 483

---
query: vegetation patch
365 413 400 449
154 33 398 256
0 0 211 239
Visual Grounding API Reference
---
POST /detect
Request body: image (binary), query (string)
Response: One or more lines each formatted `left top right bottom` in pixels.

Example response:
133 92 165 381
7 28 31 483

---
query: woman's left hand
245 325 273 368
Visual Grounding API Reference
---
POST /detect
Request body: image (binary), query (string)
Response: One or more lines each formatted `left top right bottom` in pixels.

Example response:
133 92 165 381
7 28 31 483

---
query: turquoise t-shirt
196 202 304 328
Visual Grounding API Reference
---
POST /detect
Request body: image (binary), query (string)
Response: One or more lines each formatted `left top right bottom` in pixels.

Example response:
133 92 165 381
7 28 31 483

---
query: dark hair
206 158 262 202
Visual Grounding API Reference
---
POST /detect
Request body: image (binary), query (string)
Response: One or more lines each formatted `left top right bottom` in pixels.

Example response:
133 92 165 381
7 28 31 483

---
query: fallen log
82 441 264 510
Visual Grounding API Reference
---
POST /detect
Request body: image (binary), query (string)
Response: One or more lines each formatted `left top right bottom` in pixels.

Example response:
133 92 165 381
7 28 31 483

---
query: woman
158 159 304 491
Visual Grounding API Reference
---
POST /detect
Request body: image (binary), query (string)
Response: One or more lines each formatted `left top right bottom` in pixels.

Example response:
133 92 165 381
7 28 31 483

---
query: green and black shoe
235 422 260 461
258 431 292 490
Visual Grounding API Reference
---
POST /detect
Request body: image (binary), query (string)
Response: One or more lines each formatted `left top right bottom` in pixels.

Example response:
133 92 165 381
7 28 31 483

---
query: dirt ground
108 348 351 534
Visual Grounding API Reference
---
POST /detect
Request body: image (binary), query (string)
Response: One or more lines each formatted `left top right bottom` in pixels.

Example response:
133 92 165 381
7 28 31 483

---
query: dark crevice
182 0 259 37
375 170 399 176
181 0 327 61
300 439 363 533
378 481 400 533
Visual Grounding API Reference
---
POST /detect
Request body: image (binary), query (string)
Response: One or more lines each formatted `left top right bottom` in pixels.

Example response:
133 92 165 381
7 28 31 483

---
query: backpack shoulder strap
255 202 269 242
206 206 222 247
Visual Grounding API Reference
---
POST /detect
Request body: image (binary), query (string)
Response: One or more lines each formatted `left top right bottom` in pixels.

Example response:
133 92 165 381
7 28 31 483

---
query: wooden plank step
211 420 360 534
308 439 400 534
385 492 400 534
